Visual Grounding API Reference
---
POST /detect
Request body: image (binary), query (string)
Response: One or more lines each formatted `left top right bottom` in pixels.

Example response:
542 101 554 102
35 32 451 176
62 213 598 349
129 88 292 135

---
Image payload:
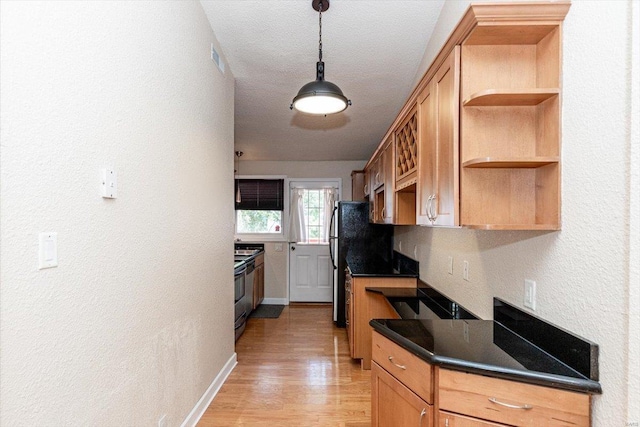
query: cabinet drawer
372 362 432 427
439 410 507 427
372 331 433 403
438 369 590 427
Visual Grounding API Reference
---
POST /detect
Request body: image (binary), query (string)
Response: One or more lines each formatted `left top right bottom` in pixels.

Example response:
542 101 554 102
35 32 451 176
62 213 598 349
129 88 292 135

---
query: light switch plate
38 232 58 269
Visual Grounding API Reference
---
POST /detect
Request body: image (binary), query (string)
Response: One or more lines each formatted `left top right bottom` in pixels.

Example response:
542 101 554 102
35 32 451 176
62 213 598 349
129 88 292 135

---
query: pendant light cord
318 1 323 62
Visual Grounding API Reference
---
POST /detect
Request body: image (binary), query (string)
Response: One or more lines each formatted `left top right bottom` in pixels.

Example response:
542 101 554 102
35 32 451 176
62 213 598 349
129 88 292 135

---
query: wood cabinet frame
362 2 570 230
346 275 416 369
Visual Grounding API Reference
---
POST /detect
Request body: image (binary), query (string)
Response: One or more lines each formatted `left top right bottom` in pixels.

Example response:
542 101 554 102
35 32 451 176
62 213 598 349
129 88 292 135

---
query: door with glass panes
288 180 340 302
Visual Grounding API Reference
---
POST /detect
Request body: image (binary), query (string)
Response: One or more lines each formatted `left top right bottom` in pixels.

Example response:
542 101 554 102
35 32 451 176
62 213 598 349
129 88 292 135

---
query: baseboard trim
180 352 237 427
262 298 289 305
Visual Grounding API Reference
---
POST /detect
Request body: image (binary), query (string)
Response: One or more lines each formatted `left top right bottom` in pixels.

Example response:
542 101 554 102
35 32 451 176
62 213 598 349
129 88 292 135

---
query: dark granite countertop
368 286 602 395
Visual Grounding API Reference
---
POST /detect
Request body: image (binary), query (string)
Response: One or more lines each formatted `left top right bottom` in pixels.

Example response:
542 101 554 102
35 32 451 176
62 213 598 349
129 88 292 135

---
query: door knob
291 246 296 251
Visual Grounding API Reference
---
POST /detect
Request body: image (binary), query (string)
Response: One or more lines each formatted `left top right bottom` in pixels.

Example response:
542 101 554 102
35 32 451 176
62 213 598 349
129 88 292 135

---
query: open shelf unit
462 88 559 107
460 19 565 230
462 157 559 168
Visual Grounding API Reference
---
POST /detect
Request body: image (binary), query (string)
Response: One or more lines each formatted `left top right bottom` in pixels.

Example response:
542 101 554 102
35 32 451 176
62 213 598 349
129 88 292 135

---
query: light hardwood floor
198 304 371 426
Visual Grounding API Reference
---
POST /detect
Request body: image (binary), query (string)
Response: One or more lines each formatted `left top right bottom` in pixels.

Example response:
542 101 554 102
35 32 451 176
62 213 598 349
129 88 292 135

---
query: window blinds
235 179 285 211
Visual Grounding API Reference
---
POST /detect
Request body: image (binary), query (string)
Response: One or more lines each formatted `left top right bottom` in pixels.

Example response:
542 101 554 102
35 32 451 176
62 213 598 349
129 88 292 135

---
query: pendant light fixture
290 0 351 115
235 151 243 203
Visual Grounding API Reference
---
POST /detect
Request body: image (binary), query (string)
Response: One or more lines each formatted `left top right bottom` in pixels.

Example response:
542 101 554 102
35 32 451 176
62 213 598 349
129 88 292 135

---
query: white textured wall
398 0 639 424
238 160 366 300
0 2 235 426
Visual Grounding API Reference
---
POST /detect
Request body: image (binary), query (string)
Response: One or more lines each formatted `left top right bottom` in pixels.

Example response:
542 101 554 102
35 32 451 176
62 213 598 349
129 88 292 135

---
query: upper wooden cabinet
417 47 460 227
395 107 418 190
394 107 419 225
459 15 564 230
371 153 384 191
351 170 366 202
363 2 569 230
363 168 371 198
369 137 396 224
381 138 395 224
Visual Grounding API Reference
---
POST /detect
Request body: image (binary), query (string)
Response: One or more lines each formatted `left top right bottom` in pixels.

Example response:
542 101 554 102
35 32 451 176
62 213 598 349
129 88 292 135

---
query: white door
288 180 340 303
289 244 333 302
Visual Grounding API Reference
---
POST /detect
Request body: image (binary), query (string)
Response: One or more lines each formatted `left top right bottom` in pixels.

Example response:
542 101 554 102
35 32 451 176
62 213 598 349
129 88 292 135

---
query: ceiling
200 0 445 161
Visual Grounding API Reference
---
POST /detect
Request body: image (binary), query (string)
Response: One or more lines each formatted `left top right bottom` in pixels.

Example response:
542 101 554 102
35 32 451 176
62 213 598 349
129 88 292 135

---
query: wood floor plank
197 305 371 426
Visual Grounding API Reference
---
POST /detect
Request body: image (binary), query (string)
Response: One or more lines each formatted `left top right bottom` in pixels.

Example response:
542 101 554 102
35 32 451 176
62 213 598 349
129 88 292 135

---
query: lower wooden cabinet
370 333 593 427
439 411 507 427
346 274 416 369
252 253 264 309
372 331 432 403
372 361 432 427
438 368 591 427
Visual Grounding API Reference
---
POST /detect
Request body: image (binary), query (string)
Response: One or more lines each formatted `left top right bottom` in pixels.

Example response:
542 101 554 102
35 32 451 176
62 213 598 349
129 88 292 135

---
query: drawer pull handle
488 397 533 410
388 356 406 370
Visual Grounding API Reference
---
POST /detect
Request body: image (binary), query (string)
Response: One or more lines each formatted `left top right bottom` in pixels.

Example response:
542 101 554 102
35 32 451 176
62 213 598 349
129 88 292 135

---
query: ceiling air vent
211 43 225 74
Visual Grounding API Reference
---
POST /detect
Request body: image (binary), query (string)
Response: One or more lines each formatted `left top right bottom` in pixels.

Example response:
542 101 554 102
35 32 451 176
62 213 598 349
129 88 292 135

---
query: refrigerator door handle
329 205 338 269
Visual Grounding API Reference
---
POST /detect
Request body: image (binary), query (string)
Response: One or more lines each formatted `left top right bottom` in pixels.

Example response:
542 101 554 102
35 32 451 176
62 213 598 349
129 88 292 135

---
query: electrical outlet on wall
463 261 469 281
447 256 453 275
463 322 470 343
524 279 537 310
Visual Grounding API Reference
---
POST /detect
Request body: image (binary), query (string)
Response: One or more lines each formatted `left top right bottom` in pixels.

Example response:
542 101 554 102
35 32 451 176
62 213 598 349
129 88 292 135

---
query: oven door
234 265 246 303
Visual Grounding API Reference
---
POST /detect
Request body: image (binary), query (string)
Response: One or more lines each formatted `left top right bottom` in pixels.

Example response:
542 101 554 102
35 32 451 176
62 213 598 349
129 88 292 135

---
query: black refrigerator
329 201 393 327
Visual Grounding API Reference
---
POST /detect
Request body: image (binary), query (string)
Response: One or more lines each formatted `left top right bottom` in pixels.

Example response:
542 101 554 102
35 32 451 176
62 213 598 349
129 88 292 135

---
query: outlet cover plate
524 279 536 310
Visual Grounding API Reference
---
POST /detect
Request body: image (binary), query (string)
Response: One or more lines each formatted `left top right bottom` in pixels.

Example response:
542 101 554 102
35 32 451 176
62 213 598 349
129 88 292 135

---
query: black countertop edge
350 270 418 278
365 287 420 297
370 319 602 395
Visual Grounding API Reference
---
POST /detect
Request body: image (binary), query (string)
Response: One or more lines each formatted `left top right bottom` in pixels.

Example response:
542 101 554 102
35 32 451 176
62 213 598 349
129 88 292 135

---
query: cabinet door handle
488 397 533 410
429 193 438 222
381 207 385 219
426 195 433 221
387 356 406 370
419 408 426 426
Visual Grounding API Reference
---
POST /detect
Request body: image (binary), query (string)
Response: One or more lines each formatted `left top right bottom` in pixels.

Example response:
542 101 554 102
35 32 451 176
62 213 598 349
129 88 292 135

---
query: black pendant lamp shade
290 0 351 115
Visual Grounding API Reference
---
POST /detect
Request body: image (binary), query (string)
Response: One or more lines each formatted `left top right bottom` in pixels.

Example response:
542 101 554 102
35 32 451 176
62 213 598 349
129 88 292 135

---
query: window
290 187 337 245
301 189 326 244
236 210 282 234
235 179 284 235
